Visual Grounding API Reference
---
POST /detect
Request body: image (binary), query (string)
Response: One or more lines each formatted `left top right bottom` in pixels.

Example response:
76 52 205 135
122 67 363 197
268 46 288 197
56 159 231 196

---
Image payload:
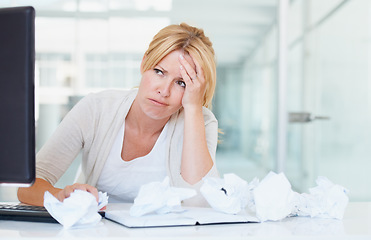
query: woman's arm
17 178 62 206
18 95 98 206
18 178 99 206
179 54 214 184
181 106 214 184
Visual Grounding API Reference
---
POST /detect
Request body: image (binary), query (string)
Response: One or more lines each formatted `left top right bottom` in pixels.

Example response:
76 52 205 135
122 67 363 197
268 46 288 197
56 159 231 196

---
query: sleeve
36 94 97 185
203 107 219 176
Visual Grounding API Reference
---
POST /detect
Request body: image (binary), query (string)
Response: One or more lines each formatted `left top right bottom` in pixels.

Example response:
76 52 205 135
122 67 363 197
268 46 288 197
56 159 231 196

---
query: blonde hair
141 23 216 109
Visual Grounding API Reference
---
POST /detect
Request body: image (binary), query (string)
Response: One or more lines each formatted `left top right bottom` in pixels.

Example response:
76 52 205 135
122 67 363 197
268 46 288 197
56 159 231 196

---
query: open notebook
104 203 259 228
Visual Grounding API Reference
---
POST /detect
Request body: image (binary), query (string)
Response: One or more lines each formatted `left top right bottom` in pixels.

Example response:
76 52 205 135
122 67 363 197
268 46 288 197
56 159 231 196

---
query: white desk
1 202 371 240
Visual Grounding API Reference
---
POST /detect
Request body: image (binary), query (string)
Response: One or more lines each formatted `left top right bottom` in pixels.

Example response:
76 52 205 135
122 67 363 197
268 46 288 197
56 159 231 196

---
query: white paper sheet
106 205 259 228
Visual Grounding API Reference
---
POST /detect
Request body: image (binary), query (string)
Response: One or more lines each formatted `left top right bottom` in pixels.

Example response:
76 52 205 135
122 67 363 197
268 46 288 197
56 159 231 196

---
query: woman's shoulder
202 107 217 124
83 88 138 105
88 88 137 99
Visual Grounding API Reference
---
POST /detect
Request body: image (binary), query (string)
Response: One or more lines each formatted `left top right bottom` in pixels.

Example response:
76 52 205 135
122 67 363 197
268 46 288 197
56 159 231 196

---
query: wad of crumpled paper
200 173 258 214
200 172 349 222
44 190 108 228
130 176 197 217
292 176 349 220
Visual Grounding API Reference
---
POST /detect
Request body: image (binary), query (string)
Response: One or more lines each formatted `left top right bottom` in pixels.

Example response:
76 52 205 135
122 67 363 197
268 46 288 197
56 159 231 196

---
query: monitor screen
0 6 35 186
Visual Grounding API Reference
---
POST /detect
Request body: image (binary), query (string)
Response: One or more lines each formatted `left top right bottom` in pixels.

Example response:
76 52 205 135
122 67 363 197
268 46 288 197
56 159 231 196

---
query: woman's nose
158 81 171 97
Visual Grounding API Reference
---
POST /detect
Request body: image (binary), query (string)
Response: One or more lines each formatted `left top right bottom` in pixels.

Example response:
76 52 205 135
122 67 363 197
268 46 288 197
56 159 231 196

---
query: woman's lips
149 98 168 106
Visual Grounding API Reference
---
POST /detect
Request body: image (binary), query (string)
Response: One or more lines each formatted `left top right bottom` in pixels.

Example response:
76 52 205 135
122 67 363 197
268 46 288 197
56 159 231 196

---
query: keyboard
0 203 106 223
0 203 58 223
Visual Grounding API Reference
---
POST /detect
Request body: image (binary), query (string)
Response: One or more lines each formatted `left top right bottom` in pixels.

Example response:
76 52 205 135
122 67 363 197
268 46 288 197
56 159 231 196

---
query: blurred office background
1 0 370 202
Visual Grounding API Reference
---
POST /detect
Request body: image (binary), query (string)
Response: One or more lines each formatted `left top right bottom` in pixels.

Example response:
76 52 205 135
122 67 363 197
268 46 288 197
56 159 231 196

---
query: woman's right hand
55 183 99 203
18 178 100 207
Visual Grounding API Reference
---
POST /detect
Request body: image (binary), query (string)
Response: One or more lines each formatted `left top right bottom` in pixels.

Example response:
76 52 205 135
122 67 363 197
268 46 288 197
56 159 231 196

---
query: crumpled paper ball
200 173 258 214
129 176 197 217
253 171 297 222
44 190 108 228
201 172 349 222
293 176 349 219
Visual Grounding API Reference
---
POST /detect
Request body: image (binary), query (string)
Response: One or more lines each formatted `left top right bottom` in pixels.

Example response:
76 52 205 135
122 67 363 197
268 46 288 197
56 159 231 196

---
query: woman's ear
140 54 146 73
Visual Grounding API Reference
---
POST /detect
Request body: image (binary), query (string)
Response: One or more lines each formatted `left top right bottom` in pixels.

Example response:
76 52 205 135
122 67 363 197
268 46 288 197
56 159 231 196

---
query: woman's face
136 49 195 121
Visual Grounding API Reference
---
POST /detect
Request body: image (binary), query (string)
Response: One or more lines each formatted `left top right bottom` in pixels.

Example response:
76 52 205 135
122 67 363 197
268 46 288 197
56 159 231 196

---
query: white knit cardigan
36 89 219 206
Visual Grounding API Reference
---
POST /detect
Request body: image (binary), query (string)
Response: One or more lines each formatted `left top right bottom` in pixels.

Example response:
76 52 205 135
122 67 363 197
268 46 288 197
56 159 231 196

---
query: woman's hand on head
55 183 99 203
179 53 206 110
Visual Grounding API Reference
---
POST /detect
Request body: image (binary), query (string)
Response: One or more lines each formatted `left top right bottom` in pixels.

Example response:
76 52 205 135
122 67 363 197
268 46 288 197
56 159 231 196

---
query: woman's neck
126 99 170 136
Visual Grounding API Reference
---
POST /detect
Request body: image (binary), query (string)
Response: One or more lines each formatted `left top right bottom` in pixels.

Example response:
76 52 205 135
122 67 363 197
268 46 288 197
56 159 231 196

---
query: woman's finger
179 54 197 81
189 53 205 83
73 183 99 203
180 64 192 86
56 184 99 203
86 186 99 203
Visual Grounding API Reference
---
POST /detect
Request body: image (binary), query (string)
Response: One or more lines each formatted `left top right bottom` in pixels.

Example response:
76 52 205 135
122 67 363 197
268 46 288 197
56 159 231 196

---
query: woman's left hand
179 53 206 109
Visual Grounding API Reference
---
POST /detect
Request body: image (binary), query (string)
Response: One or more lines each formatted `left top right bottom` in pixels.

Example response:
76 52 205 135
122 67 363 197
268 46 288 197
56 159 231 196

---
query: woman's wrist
183 103 203 114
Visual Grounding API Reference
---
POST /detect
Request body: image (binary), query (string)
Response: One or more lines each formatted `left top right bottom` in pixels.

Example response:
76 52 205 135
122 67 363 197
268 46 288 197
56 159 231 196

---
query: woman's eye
154 68 164 76
176 80 186 88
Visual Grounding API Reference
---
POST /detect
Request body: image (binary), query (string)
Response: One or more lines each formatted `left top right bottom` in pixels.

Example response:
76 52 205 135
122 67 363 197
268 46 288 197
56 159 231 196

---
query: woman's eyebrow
156 64 182 79
156 64 167 73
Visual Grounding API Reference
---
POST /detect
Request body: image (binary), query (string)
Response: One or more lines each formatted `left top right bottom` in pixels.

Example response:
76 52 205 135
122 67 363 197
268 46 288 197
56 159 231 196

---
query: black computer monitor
0 6 36 186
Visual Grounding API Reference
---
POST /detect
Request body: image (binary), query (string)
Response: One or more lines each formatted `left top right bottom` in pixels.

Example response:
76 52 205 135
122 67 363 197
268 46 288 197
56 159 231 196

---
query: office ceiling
170 0 277 66
2 0 277 66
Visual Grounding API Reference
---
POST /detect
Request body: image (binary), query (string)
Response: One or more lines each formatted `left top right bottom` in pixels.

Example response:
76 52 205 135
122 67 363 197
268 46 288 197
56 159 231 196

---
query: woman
18 23 219 207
